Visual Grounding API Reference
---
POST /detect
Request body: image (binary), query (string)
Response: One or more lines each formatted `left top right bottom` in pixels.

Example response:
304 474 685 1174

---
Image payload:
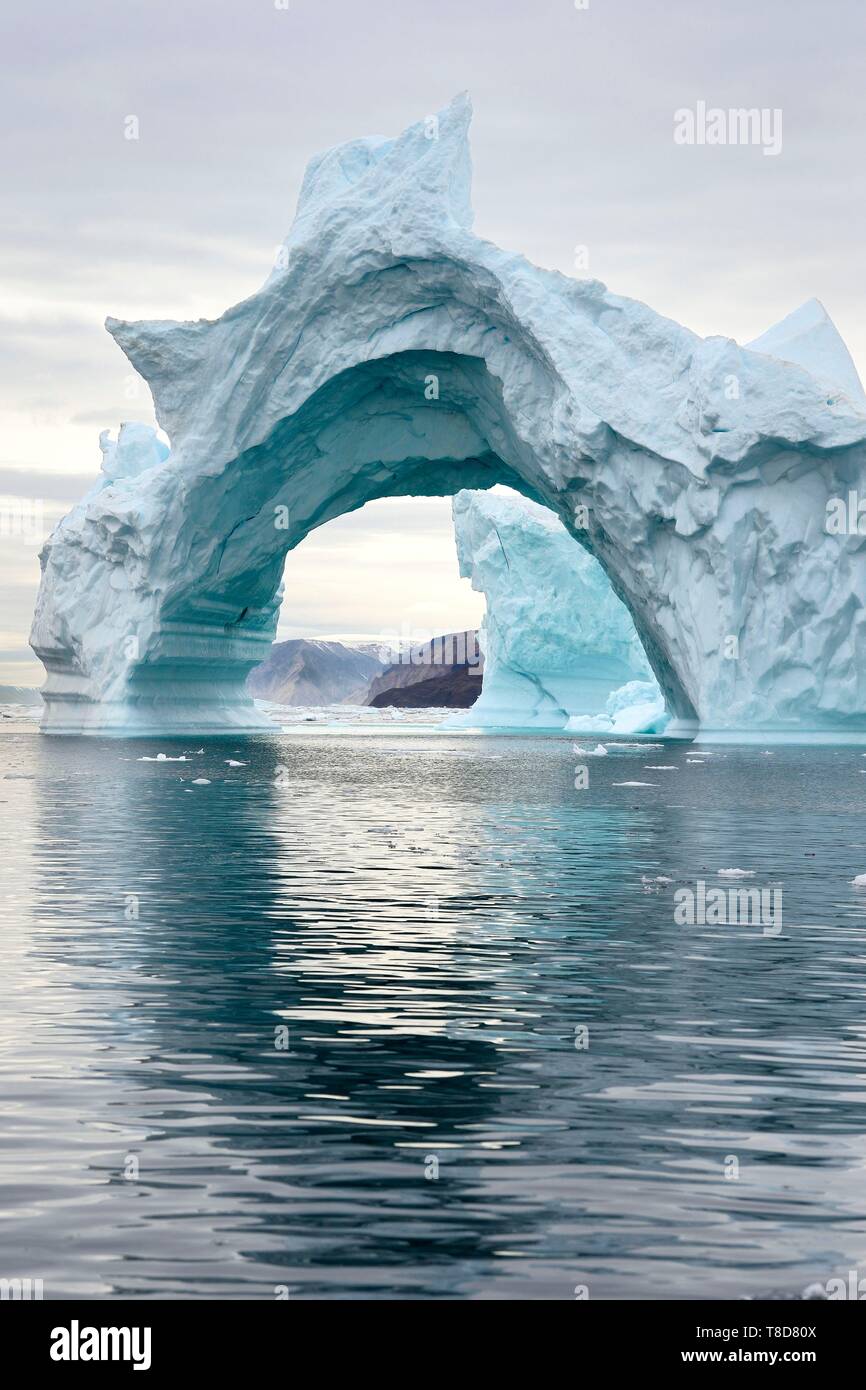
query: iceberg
444 489 665 732
29 95 866 740
566 682 668 737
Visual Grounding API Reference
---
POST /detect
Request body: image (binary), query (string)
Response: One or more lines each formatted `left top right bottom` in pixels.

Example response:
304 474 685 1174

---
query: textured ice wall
30 95 866 739
444 489 665 731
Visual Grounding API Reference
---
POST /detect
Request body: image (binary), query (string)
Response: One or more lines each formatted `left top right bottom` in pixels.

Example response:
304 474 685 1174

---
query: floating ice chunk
573 742 608 756
606 684 668 736
646 765 677 770
138 753 188 761
614 781 655 787
191 777 211 785
225 759 247 766
850 874 866 887
565 687 668 738
718 868 755 877
605 742 663 750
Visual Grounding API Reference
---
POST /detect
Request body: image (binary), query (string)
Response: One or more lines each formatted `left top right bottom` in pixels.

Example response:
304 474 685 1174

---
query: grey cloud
0 469 97 501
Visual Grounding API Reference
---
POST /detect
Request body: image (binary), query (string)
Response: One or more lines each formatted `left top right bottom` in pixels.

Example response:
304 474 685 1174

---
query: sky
1 0 864 683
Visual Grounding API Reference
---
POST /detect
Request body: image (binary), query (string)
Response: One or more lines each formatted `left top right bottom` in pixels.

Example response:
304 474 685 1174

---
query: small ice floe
686 758 706 764
225 759 247 767
607 742 663 750
613 781 655 787
139 753 188 762
573 743 607 756
641 874 674 884
717 868 755 878
645 765 677 770
850 874 866 887
191 777 211 785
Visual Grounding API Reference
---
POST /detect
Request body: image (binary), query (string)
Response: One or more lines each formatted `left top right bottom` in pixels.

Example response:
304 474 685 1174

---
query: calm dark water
2 729 866 1299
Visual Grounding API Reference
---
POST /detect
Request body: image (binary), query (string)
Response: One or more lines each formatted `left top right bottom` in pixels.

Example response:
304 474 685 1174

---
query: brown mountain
366 630 483 708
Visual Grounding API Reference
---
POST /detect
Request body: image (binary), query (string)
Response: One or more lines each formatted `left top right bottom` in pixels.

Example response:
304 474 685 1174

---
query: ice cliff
445 490 666 732
30 95 866 740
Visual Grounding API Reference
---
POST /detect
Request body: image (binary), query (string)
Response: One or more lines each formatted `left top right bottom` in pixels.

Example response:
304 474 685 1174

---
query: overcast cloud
1 0 863 682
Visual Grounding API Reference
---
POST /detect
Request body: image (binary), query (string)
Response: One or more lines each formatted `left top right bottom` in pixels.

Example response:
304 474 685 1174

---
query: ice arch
31 95 866 738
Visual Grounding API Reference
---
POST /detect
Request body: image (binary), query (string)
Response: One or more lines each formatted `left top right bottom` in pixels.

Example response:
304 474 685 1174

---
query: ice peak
293 92 473 234
746 298 865 405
